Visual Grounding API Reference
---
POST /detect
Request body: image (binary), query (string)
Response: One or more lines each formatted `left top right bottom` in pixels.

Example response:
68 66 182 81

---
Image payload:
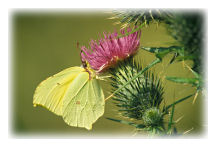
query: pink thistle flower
81 28 141 73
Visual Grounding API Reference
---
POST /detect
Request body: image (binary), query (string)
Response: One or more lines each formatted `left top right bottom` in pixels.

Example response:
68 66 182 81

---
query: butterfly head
81 60 96 80
79 46 96 80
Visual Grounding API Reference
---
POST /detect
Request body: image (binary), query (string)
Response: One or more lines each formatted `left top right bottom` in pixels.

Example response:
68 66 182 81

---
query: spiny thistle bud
142 107 163 127
110 9 171 28
109 57 164 120
165 12 203 73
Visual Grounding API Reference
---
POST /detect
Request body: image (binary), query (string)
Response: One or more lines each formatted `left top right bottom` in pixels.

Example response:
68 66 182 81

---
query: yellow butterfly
33 64 105 130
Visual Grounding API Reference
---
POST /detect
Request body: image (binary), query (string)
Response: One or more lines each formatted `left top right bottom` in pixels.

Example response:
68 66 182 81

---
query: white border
2 0 216 147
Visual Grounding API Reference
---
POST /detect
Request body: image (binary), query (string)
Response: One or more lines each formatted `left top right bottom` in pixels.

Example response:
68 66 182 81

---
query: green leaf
156 49 172 59
106 118 145 128
186 68 203 91
141 46 182 54
166 76 199 86
141 46 183 60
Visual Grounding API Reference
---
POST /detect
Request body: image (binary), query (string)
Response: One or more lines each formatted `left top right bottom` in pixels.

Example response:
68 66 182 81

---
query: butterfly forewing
33 67 84 116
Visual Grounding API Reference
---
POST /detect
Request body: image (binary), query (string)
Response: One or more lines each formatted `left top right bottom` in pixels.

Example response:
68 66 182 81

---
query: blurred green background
11 10 205 137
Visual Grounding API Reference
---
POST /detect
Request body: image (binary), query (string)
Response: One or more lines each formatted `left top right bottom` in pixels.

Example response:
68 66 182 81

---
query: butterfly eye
82 61 88 68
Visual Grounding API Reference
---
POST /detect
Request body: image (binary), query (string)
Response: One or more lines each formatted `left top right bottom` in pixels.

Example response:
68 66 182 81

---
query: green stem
167 104 175 134
164 94 195 111
105 58 161 101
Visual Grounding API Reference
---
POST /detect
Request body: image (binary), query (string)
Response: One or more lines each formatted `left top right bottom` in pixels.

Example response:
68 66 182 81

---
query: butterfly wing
62 72 105 130
33 66 84 116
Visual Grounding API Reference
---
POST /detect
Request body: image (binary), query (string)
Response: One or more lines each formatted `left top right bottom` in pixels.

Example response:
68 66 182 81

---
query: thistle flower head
81 28 141 73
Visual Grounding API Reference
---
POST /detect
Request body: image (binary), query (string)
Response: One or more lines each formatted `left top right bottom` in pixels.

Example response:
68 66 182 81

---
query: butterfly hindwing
62 73 105 130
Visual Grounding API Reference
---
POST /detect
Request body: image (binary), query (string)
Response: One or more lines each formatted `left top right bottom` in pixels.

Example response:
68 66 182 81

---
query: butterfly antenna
77 41 81 58
77 42 82 60
77 41 87 68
